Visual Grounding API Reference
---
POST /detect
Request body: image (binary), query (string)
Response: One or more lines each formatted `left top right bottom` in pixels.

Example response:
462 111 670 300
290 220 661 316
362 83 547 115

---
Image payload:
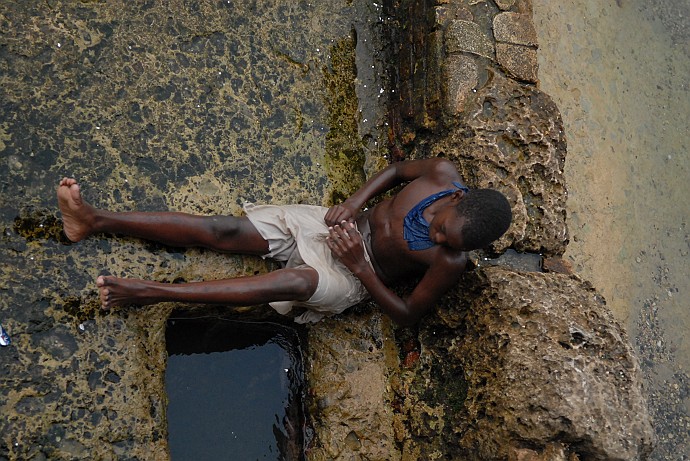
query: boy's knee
286 269 318 301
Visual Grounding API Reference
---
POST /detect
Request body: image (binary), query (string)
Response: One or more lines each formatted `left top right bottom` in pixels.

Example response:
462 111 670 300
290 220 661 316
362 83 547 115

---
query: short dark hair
456 189 512 250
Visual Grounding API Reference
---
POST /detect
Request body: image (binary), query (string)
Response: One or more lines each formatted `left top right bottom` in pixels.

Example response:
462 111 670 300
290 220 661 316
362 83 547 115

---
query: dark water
166 317 306 460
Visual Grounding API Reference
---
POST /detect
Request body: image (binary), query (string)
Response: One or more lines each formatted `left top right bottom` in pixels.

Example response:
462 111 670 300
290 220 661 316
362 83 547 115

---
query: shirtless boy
57 158 511 326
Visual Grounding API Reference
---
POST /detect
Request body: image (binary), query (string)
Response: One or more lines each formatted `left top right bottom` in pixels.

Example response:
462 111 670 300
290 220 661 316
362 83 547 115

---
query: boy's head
455 189 512 250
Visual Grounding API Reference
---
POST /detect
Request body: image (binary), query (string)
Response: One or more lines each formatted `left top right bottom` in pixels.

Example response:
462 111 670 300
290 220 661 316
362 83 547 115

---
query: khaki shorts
243 203 371 323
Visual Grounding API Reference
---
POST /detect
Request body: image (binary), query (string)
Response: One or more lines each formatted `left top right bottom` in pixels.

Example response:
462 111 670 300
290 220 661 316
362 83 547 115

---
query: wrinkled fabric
243 203 371 323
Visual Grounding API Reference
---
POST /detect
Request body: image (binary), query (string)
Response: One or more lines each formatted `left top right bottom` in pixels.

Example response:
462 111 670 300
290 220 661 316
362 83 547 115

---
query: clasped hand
326 221 369 276
324 202 357 227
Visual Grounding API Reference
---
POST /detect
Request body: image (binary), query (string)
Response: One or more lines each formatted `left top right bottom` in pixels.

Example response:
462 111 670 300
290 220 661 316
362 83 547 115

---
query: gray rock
451 267 656 460
445 20 495 59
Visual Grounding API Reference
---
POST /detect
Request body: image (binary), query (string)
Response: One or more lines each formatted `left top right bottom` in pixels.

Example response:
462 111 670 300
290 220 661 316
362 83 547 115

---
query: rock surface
395 266 656 460
0 0 655 460
435 71 567 256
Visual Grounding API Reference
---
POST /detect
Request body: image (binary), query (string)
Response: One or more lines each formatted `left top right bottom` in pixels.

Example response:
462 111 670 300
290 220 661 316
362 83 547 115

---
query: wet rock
306 309 400 460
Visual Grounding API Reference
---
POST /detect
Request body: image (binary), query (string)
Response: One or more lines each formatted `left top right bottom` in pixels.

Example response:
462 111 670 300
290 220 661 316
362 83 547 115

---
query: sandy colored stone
452 268 655 460
493 12 538 46
496 42 539 82
434 72 566 256
495 0 516 10
443 54 479 116
306 310 399 460
399 267 655 460
444 19 495 59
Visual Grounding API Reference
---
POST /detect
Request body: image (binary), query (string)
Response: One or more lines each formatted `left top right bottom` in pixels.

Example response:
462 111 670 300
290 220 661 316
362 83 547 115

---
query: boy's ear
450 190 465 202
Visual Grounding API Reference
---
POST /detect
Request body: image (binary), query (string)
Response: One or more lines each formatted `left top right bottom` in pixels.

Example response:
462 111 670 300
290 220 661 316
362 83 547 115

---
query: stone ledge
397 266 656 460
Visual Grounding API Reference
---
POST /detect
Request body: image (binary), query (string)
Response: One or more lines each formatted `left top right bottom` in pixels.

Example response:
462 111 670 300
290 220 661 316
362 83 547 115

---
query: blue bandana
403 181 469 251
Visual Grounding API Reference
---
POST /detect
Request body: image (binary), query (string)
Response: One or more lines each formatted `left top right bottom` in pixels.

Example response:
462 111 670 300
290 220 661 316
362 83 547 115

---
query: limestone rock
434 72 567 256
447 267 655 460
306 310 399 460
445 20 495 59
497 42 539 83
493 12 538 46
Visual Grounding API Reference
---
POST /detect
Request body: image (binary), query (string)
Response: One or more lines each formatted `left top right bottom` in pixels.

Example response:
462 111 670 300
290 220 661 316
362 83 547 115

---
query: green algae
322 34 367 205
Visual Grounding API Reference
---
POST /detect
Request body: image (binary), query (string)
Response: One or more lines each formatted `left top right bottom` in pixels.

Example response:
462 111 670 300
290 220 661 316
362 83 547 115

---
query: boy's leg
57 178 268 254
96 267 319 310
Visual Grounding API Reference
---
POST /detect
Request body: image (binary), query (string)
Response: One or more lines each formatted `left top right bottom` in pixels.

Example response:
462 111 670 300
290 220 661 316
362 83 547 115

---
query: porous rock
447 267 654 459
434 71 567 256
306 309 400 460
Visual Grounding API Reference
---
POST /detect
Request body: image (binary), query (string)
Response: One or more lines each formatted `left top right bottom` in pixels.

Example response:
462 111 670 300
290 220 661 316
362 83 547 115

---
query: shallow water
165 318 305 460
533 1 690 458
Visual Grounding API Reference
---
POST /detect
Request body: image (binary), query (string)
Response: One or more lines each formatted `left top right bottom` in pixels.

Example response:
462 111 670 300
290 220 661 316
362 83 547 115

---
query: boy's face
428 204 468 251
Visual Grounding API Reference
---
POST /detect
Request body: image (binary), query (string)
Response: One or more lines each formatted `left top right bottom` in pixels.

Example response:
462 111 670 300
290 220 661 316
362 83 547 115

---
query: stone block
493 12 538 46
306 310 399 460
434 73 566 256
442 54 479 116
496 42 539 83
445 19 494 59
446 267 656 460
494 0 516 10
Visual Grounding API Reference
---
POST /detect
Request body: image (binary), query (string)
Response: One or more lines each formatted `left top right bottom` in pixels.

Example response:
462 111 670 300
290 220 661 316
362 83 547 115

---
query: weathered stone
494 12 538 46
445 20 495 59
453 268 655 459
494 0 516 10
434 72 567 256
496 42 539 82
542 256 574 274
306 310 399 460
443 54 479 116
400 267 655 460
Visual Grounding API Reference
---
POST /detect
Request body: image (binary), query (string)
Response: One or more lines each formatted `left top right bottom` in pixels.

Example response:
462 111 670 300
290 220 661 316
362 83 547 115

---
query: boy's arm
328 222 466 326
325 158 459 226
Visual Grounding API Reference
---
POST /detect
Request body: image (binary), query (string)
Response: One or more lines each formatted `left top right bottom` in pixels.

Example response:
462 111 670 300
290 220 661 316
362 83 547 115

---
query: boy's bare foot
57 178 95 242
97 275 155 310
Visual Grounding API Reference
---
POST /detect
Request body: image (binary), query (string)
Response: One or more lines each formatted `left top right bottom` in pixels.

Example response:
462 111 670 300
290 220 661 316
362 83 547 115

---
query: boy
57 158 511 325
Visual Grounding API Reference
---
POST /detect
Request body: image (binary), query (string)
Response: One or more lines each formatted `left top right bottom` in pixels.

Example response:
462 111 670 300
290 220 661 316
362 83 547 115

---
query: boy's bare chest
367 206 430 283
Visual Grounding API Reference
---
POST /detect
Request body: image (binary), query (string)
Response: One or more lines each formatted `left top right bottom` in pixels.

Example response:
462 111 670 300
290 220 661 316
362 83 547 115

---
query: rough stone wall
385 0 655 460
0 1 655 460
389 0 566 256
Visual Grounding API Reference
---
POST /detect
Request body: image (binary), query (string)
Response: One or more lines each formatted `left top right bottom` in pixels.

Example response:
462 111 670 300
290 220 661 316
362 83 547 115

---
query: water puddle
165 315 306 460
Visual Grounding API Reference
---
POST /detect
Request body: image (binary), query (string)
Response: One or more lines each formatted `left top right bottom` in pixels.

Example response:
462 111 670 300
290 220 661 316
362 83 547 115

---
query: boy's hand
326 221 370 276
324 203 357 227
